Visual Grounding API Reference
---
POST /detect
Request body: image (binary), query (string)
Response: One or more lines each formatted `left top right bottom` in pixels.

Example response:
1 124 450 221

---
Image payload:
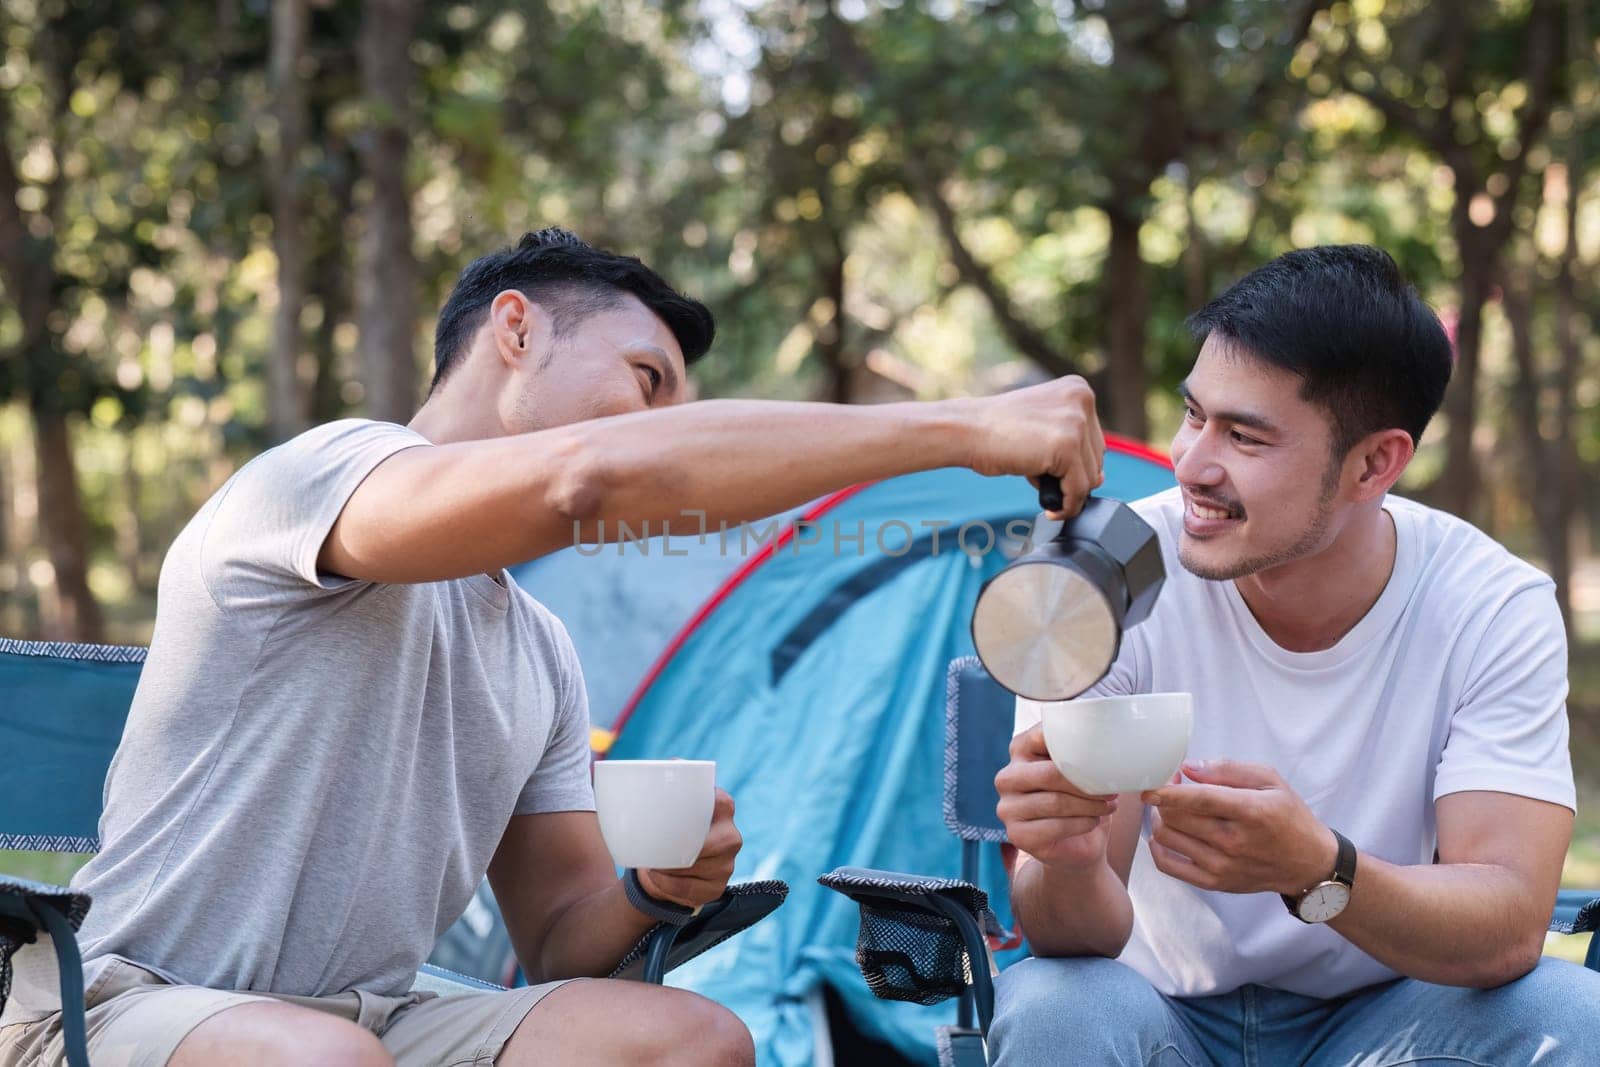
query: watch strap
622 868 698 927
1330 827 1357 887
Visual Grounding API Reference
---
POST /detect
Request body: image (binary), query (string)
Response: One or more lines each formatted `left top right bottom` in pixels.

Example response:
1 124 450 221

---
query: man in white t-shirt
991 245 1600 1065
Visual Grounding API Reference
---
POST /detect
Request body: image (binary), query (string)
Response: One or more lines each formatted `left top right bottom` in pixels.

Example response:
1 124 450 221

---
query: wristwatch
1282 828 1357 924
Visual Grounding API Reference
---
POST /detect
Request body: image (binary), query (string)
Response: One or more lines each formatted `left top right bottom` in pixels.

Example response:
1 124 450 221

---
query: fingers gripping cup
593 760 716 870
1021 693 1193 795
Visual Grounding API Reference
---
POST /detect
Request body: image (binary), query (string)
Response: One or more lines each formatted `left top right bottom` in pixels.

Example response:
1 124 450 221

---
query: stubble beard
1178 468 1341 582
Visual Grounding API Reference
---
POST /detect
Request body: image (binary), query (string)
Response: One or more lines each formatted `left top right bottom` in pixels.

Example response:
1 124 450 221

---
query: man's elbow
1020 931 1130 961
543 434 610 530
1024 937 1128 962
1014 914 1132 961
1466 932 1546 989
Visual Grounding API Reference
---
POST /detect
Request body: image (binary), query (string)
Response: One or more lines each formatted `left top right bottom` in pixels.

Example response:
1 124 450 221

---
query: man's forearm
523 879 660 983
336 399 985 584
328 377 1100 584
1328 855 1547 988
1010 855 1134 959
559 398 978 538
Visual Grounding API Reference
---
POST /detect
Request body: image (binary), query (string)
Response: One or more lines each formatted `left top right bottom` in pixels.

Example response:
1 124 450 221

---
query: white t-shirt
1015 488 1574 999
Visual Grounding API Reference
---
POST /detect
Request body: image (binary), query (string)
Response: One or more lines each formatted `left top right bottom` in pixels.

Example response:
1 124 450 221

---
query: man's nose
1174 433 1224 487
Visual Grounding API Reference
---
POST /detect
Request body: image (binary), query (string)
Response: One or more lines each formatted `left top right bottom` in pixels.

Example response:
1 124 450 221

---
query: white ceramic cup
1022 692 1194 795
593 759 717 870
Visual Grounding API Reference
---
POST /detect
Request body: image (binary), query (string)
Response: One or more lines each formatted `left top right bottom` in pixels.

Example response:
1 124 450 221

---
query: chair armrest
1549 889 1600 972
1 876 92 1067
817 866 1003 1035
608 880 789 984
818 867 1002 931
1549 889 1600 935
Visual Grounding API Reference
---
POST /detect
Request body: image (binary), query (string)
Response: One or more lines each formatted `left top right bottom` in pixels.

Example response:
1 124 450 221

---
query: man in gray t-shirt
1 227 1106 1067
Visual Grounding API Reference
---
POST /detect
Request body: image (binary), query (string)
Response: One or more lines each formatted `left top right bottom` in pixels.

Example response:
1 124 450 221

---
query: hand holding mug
1141 759 1336 896
995 724 1119 870
635 788 742 909
594 759 742 911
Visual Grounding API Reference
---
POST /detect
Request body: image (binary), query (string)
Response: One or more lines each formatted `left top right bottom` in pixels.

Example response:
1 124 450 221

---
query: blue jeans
990 956 1600 1066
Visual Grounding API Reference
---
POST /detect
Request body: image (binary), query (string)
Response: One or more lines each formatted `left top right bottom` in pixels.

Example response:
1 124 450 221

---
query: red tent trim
606 435 1172 746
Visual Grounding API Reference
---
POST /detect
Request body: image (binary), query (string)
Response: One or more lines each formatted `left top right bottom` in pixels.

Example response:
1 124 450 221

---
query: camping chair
820 656 1600 1067
0 637 787 1067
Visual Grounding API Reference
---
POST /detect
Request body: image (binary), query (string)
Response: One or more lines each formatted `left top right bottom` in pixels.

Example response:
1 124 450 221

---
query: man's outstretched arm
319 378 1103 584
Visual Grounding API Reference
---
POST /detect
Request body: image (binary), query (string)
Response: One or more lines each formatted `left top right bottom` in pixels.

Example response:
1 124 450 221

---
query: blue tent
550 441 1177 1062
510 503 806 733
515 444 1175 1063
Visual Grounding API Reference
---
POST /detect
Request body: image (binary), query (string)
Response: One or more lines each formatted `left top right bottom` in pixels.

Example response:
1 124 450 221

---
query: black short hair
1186 245 1452 455
430 228 715 392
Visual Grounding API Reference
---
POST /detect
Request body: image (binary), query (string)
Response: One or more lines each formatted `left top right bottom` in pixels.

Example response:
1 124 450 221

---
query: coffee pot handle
1038 474 1064 513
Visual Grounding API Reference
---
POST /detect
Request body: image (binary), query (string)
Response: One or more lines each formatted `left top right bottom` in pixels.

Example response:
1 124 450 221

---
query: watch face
1298 882 1351 923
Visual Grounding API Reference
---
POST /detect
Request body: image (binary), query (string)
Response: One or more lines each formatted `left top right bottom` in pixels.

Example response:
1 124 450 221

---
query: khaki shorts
0 955 572 1067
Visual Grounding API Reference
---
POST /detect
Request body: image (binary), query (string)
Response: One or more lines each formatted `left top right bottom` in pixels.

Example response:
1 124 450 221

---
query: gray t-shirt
72 419 594 997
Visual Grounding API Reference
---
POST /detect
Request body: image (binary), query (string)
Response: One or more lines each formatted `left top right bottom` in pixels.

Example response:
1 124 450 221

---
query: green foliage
0 0 1596 651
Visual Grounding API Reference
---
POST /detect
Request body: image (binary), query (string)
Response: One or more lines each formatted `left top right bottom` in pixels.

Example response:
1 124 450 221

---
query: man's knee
172 1001 392 1067
651 994 755 1067
1487 958 1600 1046
1353 959 1600 1063
994 956 1160 1029
991 957 1168 1063
499 980 752 1066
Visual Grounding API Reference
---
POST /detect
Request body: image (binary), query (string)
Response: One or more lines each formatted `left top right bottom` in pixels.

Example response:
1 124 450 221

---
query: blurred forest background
1 1 1597 670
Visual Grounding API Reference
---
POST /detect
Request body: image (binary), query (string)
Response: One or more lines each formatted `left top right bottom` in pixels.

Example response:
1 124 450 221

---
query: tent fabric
508 504 808 731
602 449 1175 1064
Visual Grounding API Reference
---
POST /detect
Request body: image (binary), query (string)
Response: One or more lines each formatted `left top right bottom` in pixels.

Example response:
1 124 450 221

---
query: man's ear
488 290 549 370
1345 428 1414 503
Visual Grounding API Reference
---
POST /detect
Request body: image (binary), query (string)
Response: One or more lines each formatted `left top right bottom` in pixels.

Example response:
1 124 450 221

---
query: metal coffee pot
971 475 1165 701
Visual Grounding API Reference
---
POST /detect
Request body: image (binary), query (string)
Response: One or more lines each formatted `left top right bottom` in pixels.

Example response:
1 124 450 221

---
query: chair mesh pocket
855 898 972 1006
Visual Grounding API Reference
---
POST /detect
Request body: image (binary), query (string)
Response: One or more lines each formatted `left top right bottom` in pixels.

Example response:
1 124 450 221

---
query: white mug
1022 692 1194 795
593 759 716 870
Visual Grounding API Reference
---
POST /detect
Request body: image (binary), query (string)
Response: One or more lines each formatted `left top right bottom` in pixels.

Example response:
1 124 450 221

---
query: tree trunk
117 439 150 597
812 223 852 404
1504 275 1568 614
268 0 311 442
1434 234 1491 521
1182 167 1209 313
31 403 104 642
312 244 349 422
313 136 357 423
1424 0 1557 524
0 435 10 568
0 88 102 642
355 0 419 423
1546 0 1587 637
1102 201 1150 440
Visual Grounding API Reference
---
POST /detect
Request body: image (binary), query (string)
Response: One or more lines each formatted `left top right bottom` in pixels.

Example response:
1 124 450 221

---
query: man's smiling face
1169 334 1348 581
